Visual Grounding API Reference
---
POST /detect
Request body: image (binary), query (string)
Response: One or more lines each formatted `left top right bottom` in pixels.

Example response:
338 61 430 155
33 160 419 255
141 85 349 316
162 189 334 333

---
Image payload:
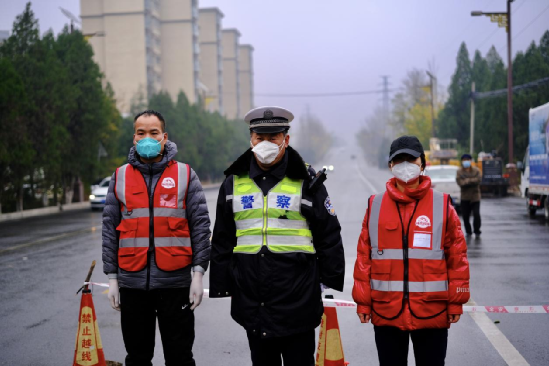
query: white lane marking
354 162 379 193
468 298 529 365
0 225 101 255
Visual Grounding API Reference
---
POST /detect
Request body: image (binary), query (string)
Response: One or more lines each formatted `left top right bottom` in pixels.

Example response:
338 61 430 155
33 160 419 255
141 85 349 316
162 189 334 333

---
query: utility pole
380 75 390 138
471 0 514 163
470 82 475 155
506 0 514 163
426 71 437 138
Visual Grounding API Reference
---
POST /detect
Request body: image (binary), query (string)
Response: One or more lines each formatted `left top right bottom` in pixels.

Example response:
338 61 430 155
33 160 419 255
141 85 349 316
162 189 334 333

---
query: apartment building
221 28 240 120
81 1 253 119
81 0 162 114
198 7 224 114
238 44 254 118
160 0 200 105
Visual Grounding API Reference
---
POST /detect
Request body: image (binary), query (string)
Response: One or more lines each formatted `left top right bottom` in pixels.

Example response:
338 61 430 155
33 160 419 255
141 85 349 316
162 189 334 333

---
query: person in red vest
102 110 211 366
352 136 470 366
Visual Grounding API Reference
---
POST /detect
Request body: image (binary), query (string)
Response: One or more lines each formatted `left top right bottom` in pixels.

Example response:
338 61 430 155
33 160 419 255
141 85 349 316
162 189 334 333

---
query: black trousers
461 200 481 235
120 287 195 366
246 329 315 366
374 326 448 366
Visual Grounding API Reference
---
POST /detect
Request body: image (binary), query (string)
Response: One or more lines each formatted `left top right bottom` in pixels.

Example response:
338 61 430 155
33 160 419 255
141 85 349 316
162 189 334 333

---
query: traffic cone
316 297 348 366
74 261 106 366
73 289 106 366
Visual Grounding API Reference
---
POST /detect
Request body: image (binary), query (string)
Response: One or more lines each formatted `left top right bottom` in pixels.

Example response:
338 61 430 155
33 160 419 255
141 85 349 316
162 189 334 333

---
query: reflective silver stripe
233 192 264 212
116 164 129 209
372 248 445 260
371 279 403 292
371 280 448 292
268 219 309 230
432 190 444 253
369 193 384 251
122 208 186 219
120 238 149 248
236 218 263 231
301 199 313 207
409 248 444 260
177 163 189 209
236 235 263 245
120 237 191 248
121 208 149 219
155 237 191 248
416 280 448 292
267 193 301 212
267 236 313 245
226 195 234 201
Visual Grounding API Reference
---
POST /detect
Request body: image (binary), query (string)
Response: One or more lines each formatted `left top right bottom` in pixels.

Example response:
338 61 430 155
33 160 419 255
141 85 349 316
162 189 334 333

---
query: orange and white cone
73 290 106 366
316 306 349 366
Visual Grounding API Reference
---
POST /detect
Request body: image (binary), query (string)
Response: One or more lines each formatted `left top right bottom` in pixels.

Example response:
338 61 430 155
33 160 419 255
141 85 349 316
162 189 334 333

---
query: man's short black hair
134 109 166 132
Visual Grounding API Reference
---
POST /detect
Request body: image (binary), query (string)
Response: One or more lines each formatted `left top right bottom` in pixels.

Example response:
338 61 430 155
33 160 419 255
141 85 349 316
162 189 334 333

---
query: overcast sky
1 0 548 136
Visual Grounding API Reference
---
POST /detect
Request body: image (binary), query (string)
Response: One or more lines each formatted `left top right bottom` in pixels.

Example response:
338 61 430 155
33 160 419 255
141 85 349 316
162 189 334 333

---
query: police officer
210 106 345 366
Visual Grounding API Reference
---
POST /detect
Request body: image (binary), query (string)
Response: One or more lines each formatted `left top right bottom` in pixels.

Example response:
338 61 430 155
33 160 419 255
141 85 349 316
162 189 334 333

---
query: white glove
320 283 330 293
189 271 204 310
108 278 120 311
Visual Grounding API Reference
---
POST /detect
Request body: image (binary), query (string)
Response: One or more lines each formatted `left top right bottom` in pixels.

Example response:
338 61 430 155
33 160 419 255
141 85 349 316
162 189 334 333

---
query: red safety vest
368 189 449 320
114 161 192 272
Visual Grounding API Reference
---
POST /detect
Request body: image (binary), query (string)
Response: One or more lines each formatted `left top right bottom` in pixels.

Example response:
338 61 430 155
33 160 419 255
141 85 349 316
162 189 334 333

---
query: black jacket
210 146 345 338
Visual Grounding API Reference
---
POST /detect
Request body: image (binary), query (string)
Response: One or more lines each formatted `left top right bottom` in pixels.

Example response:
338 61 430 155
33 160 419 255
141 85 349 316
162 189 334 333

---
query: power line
472 76 549 100
254 88 400 98
512 2 549 42
496 2 549 53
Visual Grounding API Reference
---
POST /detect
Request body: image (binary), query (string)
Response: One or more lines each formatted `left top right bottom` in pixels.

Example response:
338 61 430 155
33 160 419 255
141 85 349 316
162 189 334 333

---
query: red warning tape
322 299 549 313
84 283 549 314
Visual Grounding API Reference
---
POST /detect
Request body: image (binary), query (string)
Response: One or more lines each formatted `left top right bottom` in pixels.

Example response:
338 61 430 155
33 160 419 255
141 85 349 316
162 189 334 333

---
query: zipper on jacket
262 196 268 246
396 201 419 302
146 164 154 291
403 234 409 299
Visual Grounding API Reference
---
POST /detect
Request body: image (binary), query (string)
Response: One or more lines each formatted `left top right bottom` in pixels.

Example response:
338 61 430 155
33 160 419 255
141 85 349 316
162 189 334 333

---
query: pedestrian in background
210 106 345 366
102 110 211 366
353 136 470 366
456 153 482 237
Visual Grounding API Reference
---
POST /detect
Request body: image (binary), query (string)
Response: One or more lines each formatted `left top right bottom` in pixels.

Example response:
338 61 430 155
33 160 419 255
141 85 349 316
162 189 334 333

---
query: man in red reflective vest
353 136 470 366
102 110 211 366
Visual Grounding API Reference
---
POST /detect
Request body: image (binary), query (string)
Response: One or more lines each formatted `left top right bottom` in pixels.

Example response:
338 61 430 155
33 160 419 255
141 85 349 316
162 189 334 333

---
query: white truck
518 101 549 219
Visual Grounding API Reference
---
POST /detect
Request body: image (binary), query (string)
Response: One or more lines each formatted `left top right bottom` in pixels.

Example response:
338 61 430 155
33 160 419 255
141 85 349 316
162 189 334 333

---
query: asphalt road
1 145 548 365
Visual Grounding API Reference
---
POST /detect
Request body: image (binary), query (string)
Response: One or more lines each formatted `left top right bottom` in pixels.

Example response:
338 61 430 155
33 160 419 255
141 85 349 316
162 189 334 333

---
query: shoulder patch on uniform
324 196 336 216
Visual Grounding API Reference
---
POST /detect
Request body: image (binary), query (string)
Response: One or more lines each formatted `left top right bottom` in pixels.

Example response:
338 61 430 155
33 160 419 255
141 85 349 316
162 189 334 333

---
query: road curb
0 202 91 223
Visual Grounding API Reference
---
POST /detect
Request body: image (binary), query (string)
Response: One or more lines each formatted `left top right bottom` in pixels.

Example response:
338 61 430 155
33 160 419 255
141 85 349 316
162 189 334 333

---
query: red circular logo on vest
161 177 176 189
415 215 431 228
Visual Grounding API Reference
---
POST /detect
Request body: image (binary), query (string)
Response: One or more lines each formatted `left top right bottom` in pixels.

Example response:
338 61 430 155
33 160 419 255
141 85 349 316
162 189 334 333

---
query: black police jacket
210 146 345 338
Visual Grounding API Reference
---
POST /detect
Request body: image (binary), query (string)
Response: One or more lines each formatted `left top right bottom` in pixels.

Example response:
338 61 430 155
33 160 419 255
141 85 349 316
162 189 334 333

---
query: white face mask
251 140 285 165
391 161 421 183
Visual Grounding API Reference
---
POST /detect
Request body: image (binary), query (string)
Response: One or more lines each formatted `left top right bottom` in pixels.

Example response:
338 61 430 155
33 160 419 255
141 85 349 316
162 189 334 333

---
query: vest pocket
422 261 449 301
116 220 138 257
370 261 392 302
167 217 192 257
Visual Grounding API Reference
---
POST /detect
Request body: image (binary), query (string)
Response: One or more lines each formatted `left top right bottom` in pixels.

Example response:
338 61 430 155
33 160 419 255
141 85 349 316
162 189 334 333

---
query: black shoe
475 231 481 237
465 232 472 237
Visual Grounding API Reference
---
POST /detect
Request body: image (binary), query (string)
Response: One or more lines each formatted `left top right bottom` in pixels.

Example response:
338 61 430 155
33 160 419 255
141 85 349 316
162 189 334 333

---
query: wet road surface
0 145 548 365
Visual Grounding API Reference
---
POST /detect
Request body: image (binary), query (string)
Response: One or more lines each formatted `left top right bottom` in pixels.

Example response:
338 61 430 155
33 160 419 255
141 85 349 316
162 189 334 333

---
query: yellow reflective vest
232 174 314 254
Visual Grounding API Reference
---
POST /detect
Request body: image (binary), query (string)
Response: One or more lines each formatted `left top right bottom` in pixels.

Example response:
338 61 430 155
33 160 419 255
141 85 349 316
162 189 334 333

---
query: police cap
244 106 294 134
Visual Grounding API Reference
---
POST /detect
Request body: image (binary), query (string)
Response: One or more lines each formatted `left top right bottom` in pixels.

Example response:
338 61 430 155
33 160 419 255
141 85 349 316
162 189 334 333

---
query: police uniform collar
224 146 311 181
